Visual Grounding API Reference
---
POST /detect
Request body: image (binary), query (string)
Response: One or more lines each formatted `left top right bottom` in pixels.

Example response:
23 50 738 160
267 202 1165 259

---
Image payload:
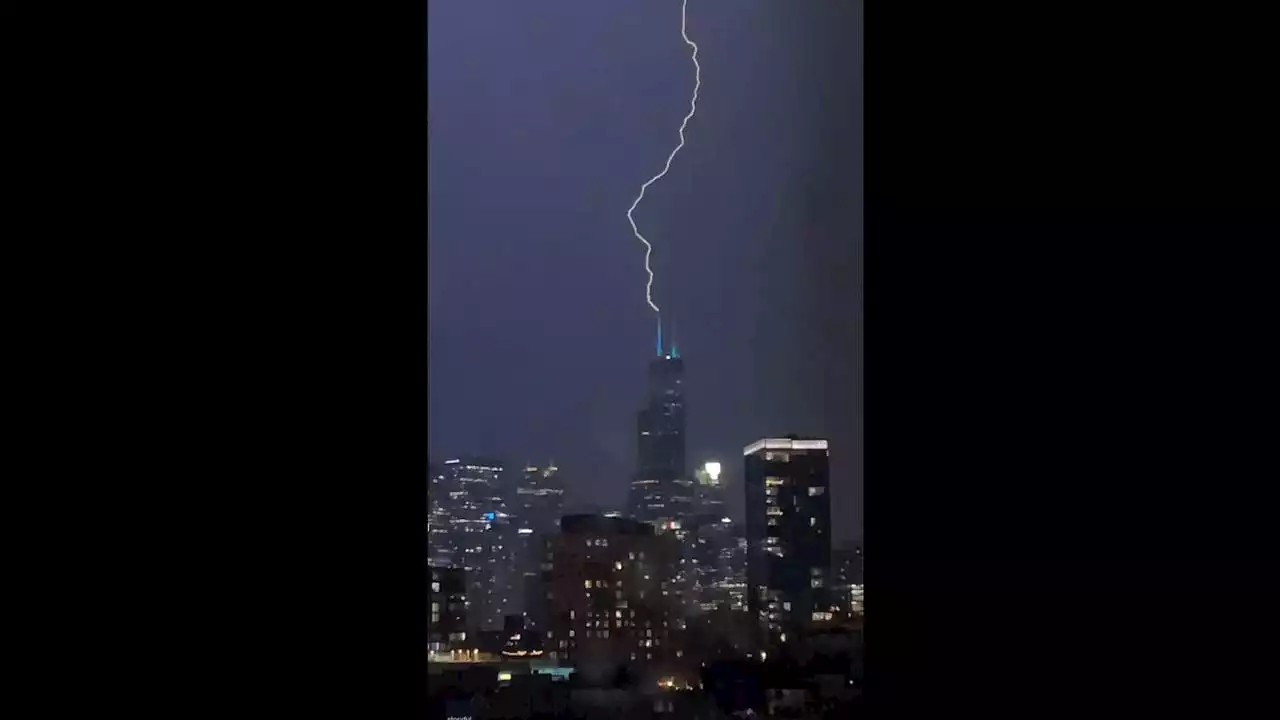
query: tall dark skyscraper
743 436 832 649
629 331 693 530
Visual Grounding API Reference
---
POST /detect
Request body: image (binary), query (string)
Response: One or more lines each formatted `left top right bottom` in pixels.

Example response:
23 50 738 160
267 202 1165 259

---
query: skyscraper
426 462 455 568
515 461 566 535
629 333 693 531
437 457 511 631
743 436 832 648
510 462 565 629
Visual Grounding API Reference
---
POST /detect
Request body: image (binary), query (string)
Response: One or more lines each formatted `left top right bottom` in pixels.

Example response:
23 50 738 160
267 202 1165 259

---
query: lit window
810 517 817 527
584 580 591 589
808 486 825 496
431 582 440 592
569 629 575 638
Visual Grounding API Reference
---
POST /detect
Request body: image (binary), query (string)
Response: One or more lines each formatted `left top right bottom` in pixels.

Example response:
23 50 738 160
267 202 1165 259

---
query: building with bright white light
743 437 833 649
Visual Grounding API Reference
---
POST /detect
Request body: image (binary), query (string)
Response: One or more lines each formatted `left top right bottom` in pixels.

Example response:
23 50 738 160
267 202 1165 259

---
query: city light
704 461 721 480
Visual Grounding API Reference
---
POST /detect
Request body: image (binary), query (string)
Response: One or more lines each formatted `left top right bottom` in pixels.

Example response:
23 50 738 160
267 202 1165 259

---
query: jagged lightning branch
626 0 701 316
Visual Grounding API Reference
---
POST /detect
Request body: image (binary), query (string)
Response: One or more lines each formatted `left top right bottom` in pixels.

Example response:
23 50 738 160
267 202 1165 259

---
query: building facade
628 347 693 531
542 515 682 674
429 567 468 653
433 457 513 631
510 462 565 631
743 437 833 648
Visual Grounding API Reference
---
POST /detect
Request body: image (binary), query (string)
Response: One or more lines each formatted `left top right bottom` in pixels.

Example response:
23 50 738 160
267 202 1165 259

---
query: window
584 580 591 589
431 582 440 592
810 517 817 527
569 629 575 638
808 486 825 496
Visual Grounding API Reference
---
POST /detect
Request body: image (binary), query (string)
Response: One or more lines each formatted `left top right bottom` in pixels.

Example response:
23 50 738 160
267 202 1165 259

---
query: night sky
428 0 862 540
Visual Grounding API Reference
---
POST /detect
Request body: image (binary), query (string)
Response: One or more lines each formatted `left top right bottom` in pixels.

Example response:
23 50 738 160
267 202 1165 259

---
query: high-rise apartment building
832 542 864 617
743 436 832 648
429 567 468 654
541 514 682 673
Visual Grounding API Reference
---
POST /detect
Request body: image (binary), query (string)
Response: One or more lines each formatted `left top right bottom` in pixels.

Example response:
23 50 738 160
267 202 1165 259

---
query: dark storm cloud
429 0 862 539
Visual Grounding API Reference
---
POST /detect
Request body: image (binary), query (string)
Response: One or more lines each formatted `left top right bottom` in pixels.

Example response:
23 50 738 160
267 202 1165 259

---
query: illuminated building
436 457 512 630
831 542 864 616
429 567 468 653
542 514 681 669
426 463 455 568
743 436 833 648
695 460 727 515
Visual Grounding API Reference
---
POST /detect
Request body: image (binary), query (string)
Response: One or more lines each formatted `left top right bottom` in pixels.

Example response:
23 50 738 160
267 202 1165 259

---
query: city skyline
428 0 862 539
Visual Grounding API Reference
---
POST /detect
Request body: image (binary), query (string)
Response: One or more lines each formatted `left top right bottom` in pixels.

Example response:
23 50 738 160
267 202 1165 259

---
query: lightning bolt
626 0 701 315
